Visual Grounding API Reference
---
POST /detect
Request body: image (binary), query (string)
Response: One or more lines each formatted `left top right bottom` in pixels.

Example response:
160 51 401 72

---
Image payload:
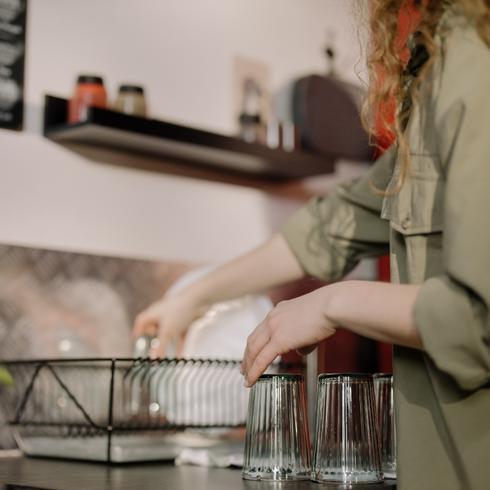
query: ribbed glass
374 373 397 479
311 374 383 484
242 374 311 481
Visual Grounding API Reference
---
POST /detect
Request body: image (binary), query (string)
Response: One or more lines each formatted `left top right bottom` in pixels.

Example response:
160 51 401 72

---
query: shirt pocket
381 154 445 235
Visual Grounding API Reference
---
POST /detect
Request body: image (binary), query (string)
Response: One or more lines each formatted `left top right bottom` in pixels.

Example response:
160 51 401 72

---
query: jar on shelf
238 78 265 144
68 74 107 124
239 113 264 144
113 84 147 117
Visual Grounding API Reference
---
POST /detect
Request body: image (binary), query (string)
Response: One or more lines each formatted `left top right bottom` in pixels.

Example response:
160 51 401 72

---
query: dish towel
175 441 244 468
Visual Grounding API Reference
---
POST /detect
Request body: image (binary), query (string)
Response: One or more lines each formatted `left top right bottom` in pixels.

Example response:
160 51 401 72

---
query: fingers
241 313 284 387
240 321 269 375
133 303 168 357
148 330 172 359
243 342 280 387
132 307 158 339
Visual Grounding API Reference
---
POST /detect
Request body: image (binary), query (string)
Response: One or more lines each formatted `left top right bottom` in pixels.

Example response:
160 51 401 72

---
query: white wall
25 0 363 134
1 0 365 264
1 131 302 262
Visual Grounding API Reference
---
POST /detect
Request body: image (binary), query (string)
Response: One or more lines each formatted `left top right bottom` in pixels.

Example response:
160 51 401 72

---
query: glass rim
373 372 393 378
318 373 373 380
258 373 303 381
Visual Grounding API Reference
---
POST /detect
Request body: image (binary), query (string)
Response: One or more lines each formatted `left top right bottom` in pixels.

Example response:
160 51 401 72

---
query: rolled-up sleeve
281 147 394 282
414 28 490 391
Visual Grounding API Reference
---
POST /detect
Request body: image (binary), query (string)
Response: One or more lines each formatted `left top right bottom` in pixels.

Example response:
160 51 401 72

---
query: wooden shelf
43 95 334 181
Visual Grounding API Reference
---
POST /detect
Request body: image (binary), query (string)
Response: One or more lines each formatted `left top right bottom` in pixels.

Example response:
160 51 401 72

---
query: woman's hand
241 280 424 386
240 287 338 386
132 291 207 357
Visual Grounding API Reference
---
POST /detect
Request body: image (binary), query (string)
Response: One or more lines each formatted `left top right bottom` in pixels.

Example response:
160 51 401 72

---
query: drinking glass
374 373 397 479
242 373 311 481
311 373 383 484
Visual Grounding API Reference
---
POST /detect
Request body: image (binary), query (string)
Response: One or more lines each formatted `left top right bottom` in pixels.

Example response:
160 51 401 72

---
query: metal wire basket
0 358 301 463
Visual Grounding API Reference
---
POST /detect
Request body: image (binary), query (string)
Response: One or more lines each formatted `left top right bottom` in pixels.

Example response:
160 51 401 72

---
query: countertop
0 456 397 490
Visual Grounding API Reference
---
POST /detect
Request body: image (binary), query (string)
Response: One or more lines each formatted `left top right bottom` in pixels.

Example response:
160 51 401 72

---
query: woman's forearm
325 280 423 349
134 234 306 355
186 234 306 308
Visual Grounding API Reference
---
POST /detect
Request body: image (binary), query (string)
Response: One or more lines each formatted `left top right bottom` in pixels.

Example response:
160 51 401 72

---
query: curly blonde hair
362 0 490 190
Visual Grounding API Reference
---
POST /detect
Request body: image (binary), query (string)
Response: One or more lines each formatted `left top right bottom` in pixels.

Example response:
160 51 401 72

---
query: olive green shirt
281 11 490 490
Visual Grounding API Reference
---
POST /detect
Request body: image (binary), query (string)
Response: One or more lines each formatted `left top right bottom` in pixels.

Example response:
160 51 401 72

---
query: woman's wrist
321 281 347 328
321 280 423 349
180 280 215 315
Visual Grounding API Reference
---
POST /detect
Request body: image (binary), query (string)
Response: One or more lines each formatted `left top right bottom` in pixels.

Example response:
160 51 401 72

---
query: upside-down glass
311 374 383 484
242 374 311 481
374 373 397 479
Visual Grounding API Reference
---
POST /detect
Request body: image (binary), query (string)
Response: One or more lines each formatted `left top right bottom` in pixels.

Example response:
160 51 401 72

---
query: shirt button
402 217 411 230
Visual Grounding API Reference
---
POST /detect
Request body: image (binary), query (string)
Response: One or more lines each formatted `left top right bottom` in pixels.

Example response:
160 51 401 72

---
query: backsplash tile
0 243 193 447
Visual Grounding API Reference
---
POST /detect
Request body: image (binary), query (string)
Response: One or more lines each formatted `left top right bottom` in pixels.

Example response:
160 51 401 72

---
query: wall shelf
43 95 334 181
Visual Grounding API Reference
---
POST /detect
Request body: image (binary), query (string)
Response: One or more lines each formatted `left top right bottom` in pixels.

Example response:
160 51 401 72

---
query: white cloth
175 442 244 468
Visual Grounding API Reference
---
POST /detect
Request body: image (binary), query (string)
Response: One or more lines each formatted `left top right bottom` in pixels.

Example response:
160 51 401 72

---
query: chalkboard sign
0 0 27 130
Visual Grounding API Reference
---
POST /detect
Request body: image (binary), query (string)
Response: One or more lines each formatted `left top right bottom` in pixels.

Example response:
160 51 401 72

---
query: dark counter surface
0 456 396 490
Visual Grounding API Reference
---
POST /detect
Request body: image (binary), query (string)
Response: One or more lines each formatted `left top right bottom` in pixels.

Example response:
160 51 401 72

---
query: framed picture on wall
0 0 27 130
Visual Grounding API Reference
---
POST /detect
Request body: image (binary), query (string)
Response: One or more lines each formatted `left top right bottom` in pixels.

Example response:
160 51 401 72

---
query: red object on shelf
68 75 108 124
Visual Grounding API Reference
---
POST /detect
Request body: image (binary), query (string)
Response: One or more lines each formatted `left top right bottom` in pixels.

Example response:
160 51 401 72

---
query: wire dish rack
0 358 292 463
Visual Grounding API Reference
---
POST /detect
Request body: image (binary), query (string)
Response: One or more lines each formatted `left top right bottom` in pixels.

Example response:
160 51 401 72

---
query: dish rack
0 358 300 463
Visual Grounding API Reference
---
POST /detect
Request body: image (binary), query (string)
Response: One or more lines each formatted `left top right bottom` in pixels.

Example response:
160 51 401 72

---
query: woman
134 1 490 488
